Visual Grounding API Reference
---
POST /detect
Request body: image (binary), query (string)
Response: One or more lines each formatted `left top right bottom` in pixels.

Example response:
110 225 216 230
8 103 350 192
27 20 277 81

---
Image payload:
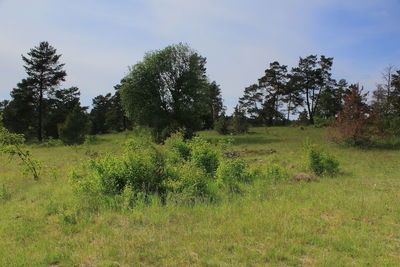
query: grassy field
1 127 400 266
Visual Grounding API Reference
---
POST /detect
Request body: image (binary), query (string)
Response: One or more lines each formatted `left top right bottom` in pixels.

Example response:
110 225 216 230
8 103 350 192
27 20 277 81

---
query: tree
282 73 303 120
58 106 90 145
22 41 67 141
205 81 224 129
315 79 350 120
120 43 211 140
232 105 249 134
2 79 37 138
291 55 335 124
239 84 263 123
330 84 371 146
45 87 82 138
258 61 288 125
371 68 400 136
90 93 113 134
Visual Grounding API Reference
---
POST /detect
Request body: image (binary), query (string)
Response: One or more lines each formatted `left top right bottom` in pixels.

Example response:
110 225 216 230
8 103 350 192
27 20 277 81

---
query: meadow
1 127 400 266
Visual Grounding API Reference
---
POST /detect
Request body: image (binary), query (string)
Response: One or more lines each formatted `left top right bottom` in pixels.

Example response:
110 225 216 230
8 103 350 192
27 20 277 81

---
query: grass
1 127 400 266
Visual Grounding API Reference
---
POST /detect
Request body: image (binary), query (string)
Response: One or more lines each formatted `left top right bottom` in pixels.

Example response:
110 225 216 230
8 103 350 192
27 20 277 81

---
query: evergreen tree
316 79 349 120
258 61 287 125
232 105 249 134
207 81 224 128
45 87 82 138
239 84 263 123
291 55 335 124
22 41 66 141
2 79 37 138
90 93 113 134
58 105 90 145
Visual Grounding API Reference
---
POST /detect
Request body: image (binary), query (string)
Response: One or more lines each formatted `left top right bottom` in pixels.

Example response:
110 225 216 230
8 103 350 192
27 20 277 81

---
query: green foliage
164 162 213 202
306 146 339 176
215 158 252 193
214 115 230 135
164 132 191 160
0 116 41 180
313 116 334 128
0 184 11 201
265 163 288 182
40 137 64 147
189 137 220 175
22 41 67 142
84 135 99 145
71 135 256 206
120 43 216 140
232 106 249 134
59 106 90 145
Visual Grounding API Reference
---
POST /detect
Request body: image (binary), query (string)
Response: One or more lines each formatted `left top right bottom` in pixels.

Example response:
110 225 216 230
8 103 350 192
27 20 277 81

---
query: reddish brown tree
329 84 372 146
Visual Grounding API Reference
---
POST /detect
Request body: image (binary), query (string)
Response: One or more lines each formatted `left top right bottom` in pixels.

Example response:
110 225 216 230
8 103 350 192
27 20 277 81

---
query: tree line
0 41 399 145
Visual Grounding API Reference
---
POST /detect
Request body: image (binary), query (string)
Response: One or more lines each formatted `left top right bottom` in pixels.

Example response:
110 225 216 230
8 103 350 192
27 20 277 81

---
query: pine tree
22 41 66 141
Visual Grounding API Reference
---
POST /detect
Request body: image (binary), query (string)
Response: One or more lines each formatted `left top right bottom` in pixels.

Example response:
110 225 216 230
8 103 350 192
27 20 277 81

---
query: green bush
308 146 339 176
215 158 251 193
265 163 288 182
190 137 220 175
74 138 165 199
164 132 191 160
84 135 99 145
71 135 258 207
164 162 214 201
214 116 230 135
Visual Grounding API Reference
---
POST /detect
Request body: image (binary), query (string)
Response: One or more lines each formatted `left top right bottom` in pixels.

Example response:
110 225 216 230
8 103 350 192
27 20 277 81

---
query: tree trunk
38 84 43 142
305 88 313 124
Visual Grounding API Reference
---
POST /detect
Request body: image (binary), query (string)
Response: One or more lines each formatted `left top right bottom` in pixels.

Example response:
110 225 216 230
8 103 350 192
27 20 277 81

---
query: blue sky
1 0 399 112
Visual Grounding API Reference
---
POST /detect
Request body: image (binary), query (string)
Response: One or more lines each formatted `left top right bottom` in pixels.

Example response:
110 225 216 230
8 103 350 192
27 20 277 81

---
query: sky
1 0 399 113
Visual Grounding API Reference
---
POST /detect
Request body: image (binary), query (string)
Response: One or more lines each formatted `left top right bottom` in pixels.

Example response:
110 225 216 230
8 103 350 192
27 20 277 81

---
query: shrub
41 137 63 147
164 162 214 201
0 115 41 180
307 146 339 176
164 132 191 160
71 135 258 207
59 106 90 145
314 116 334 128
190 137 220 175
214 115 230 135
265 163 288 182
215 158 251 193
74 138 166 199
84 135 99 145
232 106 249 134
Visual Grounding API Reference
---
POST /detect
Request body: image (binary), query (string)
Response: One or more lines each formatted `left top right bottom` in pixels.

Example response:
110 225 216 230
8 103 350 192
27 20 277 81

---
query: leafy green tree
58 106 90 145
120 43 211 141
22 41 67 141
